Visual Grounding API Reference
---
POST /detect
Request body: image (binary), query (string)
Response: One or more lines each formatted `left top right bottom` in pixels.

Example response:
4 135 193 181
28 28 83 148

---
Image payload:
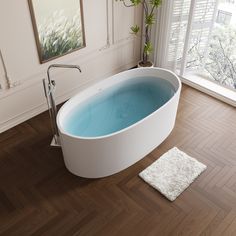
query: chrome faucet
43 64 82 146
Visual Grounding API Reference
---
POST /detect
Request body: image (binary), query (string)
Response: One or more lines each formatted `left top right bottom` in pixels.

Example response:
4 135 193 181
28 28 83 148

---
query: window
156 0 236 102
216 10 232 25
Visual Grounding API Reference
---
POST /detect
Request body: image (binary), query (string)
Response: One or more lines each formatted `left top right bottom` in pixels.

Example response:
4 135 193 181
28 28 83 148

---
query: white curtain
154 0 219 76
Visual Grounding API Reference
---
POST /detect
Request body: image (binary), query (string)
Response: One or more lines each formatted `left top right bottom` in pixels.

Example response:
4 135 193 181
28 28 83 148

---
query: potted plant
116 0 162 67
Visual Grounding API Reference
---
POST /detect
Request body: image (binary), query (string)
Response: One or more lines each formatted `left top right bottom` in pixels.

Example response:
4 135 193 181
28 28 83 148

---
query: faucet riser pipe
43 78 61 147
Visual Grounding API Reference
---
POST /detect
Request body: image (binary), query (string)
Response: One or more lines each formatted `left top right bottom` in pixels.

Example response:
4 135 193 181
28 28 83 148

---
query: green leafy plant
116 0 162 66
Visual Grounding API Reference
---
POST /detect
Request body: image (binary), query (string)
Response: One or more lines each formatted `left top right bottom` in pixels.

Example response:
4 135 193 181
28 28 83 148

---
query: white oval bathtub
57 68 182 178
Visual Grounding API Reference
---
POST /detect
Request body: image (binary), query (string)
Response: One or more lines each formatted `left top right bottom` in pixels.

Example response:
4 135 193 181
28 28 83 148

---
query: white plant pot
138 61 154 68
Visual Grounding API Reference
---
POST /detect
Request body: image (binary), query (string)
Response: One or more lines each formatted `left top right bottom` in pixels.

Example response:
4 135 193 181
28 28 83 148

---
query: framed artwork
28 0 86 63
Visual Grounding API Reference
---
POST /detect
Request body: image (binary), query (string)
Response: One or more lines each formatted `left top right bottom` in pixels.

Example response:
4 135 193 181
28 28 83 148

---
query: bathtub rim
57 67 182 140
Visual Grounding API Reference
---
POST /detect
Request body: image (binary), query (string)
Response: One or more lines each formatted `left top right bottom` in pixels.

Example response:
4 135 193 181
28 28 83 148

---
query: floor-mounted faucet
43 64 82 146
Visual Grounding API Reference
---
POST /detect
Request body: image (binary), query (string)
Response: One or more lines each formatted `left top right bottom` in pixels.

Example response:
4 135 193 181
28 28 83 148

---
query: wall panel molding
0 37 136 101
0 0 141 132
0 59 137 133
113 1 142 44
0 40 138 133
99 0 111 51
0 49 12 89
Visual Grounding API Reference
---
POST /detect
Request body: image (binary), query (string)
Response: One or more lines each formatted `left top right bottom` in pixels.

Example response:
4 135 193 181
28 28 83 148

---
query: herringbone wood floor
0 85 236 236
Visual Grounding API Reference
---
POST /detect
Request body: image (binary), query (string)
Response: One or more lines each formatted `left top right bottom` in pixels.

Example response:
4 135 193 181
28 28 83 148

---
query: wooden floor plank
0 85 236 235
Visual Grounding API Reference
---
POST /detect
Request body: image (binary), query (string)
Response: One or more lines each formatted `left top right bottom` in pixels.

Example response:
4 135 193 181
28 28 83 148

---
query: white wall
0 0 142 133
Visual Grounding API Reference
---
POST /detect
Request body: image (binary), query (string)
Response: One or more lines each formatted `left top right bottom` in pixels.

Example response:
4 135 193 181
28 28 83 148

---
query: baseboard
181 77 236 107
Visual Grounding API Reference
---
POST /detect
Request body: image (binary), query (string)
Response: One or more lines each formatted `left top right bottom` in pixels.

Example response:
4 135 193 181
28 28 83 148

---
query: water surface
63 77 176 137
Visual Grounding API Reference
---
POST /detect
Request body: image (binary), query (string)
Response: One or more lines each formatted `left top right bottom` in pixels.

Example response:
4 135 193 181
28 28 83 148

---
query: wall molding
0 0 141 133
100 0 140 50
0 60 137 133
0 38 136 100
99 0 111 51
0 48 12 89
112 0 115 44
0 1 139 99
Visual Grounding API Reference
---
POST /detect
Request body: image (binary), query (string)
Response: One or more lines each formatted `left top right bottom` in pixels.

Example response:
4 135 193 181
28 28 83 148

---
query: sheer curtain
154 0 219 76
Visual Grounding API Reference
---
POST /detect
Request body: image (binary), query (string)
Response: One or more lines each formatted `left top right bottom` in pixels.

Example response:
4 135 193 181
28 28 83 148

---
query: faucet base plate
50 135 61 147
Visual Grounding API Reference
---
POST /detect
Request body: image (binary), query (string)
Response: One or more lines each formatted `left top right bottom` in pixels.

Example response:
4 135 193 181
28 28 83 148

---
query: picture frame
28 0 86 63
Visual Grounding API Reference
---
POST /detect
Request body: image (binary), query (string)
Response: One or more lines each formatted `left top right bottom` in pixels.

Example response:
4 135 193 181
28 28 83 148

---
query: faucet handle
51 80 56 86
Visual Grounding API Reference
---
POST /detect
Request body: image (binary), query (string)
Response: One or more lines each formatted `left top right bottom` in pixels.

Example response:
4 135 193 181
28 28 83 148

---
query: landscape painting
28 0 85 63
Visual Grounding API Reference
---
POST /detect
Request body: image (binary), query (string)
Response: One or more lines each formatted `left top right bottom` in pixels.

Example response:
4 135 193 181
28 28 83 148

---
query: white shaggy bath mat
139 147 207 201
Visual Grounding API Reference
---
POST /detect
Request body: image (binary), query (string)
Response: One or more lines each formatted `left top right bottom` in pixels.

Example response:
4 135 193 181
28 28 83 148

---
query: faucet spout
47 64 82 85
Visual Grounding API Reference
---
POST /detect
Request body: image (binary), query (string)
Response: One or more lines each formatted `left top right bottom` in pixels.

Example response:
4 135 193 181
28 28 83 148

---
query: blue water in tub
63 77 176 137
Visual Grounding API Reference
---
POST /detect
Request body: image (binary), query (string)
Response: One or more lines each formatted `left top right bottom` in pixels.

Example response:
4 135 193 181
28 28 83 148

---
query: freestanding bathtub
57 68 181 178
